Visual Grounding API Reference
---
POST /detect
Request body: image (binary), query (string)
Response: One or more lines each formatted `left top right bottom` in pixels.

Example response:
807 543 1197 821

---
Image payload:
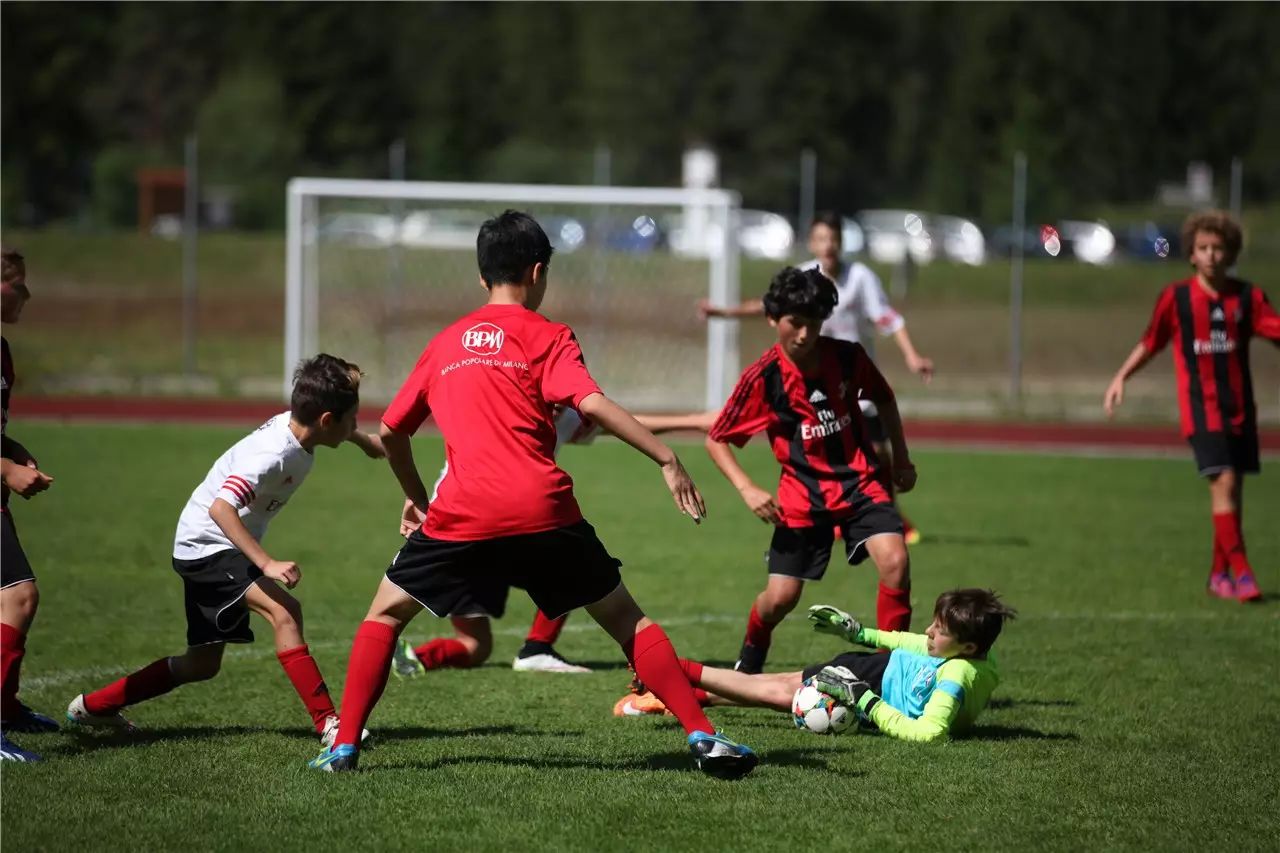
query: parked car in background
317 212 398 247
737 210 794 260
1058 220 1117 265
857 209 936 265
840 217 865 257
1117 222 1180 261
399 208 489 249
931 215 986 265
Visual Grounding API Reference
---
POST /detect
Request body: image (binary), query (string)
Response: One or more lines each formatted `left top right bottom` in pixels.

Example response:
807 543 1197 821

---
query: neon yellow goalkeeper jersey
860 628 1000 744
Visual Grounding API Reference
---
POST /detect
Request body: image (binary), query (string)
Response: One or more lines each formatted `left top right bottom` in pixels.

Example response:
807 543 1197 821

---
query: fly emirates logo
801 407 852 440
1193 329 1237 356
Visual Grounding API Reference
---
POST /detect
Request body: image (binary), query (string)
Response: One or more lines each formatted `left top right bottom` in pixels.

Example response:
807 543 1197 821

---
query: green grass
2 423 1278 851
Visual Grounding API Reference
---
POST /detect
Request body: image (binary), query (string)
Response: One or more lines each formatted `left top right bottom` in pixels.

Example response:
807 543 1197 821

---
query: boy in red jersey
707 266 917 674
1 249 59 763
1105 210 1280 602
310 211 756 778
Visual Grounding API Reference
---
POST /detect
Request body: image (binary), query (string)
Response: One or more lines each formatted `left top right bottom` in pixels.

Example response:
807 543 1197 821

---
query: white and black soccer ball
791 676 854 735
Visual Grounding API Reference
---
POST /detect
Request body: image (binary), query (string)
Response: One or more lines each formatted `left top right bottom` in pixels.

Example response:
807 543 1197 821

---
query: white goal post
285 178 741 411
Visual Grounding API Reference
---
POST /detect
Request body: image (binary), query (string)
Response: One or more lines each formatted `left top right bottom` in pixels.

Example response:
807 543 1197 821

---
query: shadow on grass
54 723 569 755
917 533 1031 548
373 745 843 776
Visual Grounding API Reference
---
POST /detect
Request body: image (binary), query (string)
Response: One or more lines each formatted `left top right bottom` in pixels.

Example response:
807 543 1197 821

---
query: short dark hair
762 266 838 321
934 588 1017 654
477 210 554 287
290 353 361 426
809 210 843 241
1181 209 1243 267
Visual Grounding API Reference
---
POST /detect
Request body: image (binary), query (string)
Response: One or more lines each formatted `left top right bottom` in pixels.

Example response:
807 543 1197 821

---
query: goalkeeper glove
807 604 868 645
814 665 881 716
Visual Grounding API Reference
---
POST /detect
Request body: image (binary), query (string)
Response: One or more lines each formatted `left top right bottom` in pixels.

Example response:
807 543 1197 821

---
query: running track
17 395 1280 455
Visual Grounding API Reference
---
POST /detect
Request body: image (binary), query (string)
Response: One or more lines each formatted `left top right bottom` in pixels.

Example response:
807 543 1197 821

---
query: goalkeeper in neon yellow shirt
613 588 1015 743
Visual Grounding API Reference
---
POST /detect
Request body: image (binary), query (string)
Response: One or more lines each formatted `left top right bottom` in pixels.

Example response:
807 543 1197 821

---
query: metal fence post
1009 151 1026 403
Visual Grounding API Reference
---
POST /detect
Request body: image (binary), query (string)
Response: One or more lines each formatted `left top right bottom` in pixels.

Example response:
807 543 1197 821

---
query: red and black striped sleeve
1140 285 1178 354
1251 286 1280 343
709 355 774 447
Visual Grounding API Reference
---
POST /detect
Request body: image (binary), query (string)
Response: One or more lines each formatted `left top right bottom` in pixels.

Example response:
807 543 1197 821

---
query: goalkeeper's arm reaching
808 604 929 655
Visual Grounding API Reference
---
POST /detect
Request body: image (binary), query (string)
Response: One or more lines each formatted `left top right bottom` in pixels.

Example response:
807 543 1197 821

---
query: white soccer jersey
800 258 904 359
173 412 315 560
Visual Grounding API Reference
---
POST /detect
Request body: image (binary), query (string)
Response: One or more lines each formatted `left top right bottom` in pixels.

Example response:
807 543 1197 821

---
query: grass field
2 423 1278 851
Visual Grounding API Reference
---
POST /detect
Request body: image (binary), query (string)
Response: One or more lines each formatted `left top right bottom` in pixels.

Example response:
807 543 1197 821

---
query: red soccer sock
83 657 178 716
1212 511 1254 580
414 638 474 670
277 645 337 733
743 603 778 652
0 623 26 719
624 624 714 736
334 621 397 748
876 583 912 632
525 610 567 645
676 657 705 686
1210 529 1229 578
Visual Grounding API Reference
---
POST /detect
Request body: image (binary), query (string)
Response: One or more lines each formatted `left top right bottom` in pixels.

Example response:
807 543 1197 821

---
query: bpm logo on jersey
462 322 505 355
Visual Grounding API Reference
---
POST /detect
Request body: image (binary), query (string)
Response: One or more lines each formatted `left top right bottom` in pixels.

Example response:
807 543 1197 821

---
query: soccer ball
791 677 854 735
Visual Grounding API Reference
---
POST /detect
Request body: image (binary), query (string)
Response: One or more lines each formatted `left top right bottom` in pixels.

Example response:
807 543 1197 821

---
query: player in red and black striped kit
1105 211 1280 602
707 266 917 673
1 249 60 763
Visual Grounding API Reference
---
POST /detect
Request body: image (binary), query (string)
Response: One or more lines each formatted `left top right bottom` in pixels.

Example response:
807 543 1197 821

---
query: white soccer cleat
320 716 370 750
65 694 137 732
511 651 591 674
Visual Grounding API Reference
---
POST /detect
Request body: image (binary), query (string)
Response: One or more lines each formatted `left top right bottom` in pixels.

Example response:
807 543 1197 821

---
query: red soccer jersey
1141 277 1280 437
382 303 602 541
709 337 893 527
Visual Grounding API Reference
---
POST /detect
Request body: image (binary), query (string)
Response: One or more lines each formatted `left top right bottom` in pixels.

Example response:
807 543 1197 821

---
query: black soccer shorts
767 503 904 581
385 520 623 620
1 511 35 589
1189 429 1260 477
171 550 264 646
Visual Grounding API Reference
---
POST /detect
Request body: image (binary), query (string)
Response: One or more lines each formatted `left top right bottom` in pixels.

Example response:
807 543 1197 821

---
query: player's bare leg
69 643 223 733
864 533 911 631
736 575 804 674
586 582 757 779
244 581 345 738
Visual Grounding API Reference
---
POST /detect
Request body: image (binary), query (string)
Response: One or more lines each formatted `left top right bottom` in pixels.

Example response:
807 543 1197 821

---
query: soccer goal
285 178 742 411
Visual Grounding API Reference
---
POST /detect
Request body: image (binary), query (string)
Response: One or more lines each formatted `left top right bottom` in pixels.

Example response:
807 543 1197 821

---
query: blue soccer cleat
308 743 358 772
687 730 757 780
0 732 42 763
2 702 60 734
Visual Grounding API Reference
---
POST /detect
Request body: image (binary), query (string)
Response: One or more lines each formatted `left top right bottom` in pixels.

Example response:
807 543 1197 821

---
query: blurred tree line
3 1 1277 229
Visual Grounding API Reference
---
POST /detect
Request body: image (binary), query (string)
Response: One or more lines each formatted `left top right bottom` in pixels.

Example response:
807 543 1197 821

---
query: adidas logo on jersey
1211 306 1225 321
809 389 828 404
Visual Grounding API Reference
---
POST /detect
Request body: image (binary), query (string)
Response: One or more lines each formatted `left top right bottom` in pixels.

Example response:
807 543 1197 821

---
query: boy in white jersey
66 354 381 747
699 212 933 542
616 588 1014 744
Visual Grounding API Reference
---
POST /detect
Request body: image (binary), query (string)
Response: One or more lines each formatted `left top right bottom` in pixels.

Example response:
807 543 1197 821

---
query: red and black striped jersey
1141 277 1280 437
709 337 893 527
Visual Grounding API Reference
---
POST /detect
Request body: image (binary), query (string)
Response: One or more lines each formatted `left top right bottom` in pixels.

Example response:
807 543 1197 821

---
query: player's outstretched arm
697 297 765 320
578 392 706 523
1103 342 1154 418
379 422 431 514
704 436 782 524
635 411 719 435
890 327 934 383
208 498 300 588
347 429 386 459
875 396 916 494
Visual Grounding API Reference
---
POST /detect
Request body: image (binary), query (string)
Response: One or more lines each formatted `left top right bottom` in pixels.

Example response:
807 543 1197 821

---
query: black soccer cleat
733 642 766 675
688 731 758 781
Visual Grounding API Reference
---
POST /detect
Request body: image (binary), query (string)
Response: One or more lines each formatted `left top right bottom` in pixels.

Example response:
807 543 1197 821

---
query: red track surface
17 394 1280 452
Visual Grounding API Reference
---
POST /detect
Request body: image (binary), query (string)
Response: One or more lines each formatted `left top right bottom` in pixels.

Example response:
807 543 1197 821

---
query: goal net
285 178 741 412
